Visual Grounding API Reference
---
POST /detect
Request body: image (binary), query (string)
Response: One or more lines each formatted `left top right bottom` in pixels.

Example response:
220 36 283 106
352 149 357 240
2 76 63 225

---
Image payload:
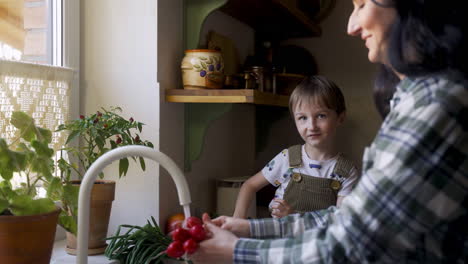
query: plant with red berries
56 106 154 180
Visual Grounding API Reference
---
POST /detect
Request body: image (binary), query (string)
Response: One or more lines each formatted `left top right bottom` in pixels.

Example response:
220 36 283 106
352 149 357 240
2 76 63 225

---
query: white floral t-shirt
261 145 359 208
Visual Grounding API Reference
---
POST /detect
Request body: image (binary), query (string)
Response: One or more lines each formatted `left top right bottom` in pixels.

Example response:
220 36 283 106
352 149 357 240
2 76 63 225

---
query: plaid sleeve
234 239 264 263
233 76 468 263
249 208 337 239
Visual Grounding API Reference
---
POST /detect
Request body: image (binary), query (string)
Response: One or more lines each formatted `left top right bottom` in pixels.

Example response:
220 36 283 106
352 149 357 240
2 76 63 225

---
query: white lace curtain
0 59 74 150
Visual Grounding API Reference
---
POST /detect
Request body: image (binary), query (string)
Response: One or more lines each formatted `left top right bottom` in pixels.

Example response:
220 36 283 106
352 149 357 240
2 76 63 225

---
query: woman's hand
209 213 251 238
270 199 293 218
190 214 239 264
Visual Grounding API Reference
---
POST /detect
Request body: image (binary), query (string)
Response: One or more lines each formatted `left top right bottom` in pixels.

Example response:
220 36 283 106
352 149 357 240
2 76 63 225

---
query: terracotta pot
0 209 60 264
181 49 224 89
65 180 116 255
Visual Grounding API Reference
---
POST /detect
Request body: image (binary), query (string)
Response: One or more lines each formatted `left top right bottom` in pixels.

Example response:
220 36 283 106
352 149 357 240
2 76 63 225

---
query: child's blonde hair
289 76 346 117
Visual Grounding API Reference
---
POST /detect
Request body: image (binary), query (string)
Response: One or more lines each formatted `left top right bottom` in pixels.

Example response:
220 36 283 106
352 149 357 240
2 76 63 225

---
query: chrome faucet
76 145 192 264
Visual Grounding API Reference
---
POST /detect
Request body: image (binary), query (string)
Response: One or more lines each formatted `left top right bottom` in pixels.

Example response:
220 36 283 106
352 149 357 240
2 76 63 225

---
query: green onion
105 216 177 264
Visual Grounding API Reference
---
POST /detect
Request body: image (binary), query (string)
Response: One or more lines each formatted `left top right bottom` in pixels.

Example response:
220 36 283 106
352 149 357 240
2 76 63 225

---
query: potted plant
0 112 64 264
56 106 154 255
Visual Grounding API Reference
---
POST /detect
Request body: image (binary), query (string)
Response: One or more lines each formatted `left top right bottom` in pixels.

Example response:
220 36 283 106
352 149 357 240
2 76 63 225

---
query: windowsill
51 240 119 264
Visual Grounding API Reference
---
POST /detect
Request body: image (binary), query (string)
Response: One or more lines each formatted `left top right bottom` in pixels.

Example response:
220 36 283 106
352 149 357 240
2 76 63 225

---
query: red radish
166 241 184 258
189 224 206 241
185 216 202 228
171 227 190 242
183 238 198 254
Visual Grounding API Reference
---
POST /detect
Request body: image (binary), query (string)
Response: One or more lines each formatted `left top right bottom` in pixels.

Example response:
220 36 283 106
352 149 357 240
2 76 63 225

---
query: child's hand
204 213 251 238
270 199 293 218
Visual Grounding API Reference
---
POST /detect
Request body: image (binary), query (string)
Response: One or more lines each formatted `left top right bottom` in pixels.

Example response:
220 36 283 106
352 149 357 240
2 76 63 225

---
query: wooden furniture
166 89 289 107
219 0 321 39
167 0 329 107
167 0 334 170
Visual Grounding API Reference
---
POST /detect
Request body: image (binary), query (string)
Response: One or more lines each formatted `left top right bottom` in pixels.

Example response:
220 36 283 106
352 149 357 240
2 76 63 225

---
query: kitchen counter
51 240 119 264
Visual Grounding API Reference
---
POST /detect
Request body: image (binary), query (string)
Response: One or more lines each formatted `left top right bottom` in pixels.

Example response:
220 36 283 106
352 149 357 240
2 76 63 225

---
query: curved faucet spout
76 145 191 264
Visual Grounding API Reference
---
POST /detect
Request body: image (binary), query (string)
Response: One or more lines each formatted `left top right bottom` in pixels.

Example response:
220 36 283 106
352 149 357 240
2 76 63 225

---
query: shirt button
292 173 302 182
330 180 341 190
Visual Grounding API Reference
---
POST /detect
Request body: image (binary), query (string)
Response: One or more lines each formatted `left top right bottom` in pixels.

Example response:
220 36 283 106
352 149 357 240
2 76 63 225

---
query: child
233 76 360 218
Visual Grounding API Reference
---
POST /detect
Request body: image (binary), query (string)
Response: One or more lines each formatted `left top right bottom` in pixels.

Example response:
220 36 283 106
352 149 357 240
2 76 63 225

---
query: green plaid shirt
234 75 468 263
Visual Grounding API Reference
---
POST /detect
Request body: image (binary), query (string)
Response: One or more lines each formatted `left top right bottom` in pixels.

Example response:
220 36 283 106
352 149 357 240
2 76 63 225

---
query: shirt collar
390 77 416 110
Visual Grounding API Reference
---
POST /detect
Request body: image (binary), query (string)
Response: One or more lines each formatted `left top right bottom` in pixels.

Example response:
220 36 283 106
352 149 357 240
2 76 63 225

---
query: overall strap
288 145 302 168
332 154 355 178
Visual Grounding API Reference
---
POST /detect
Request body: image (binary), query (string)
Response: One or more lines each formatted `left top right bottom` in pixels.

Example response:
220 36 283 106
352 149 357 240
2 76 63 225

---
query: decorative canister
181 49 224 89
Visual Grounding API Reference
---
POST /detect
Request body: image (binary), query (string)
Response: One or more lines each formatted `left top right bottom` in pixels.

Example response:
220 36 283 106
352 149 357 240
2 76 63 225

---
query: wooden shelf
166 89 289 107
219 0 321 39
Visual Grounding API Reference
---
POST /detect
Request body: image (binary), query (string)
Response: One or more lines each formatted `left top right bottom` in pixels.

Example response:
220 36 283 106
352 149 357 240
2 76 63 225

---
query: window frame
54 0 80 242
61 0 80 120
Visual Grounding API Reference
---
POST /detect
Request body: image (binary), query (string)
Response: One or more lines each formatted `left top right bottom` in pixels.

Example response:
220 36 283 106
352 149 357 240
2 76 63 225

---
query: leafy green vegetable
105 216 178 264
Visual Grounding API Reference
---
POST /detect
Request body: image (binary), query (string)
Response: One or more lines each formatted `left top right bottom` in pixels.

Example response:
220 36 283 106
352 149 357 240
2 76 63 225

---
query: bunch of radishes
166 216 206 258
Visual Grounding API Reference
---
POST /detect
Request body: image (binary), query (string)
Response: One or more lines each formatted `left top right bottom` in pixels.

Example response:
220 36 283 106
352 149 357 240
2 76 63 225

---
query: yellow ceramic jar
181 49 224 89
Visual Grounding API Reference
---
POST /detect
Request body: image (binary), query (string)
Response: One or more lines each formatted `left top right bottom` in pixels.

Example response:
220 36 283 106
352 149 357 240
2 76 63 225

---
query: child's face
293 100 345 151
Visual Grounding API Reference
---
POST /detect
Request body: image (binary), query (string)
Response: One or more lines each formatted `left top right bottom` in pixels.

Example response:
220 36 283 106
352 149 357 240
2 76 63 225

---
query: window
0 0 79 191
1 0 49 64
0 0 78 67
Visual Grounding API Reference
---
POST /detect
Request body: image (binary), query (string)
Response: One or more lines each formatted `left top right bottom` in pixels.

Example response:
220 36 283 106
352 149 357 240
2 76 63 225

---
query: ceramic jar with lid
181 49 224 89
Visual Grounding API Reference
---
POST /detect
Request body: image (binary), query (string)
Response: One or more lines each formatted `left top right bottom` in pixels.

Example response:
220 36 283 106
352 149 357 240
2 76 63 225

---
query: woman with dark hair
192 0 468 262
373 64 398 118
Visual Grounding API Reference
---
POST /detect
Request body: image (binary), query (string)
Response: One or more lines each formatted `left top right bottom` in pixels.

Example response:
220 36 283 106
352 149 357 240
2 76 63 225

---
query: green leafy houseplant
0 111 56 216
0 112 71 263
0 111 75 231
57 106 154 181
